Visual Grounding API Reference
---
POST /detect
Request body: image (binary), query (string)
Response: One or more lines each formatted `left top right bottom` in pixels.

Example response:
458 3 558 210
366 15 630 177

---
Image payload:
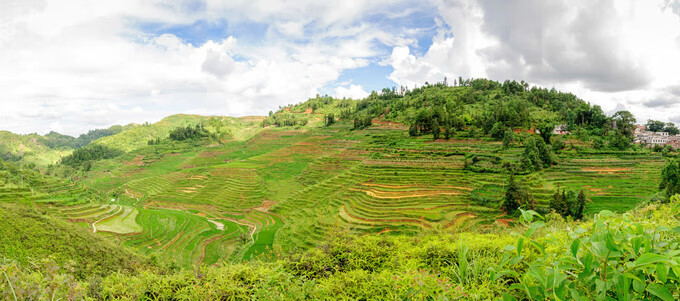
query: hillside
0 131 73 166
0 124 127 167
91 114 264 153
2 79 680 300
0 203 150 279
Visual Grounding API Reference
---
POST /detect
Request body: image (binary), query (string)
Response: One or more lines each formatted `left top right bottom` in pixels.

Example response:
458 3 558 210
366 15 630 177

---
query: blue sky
2 0 680 135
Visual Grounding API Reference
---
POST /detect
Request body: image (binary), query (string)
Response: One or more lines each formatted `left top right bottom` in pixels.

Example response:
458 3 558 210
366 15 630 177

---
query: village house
551 124 571 135
634 124 680 148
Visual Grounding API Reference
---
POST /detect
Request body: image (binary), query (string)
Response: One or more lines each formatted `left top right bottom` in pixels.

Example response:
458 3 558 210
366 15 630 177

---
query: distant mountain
0 124 128 166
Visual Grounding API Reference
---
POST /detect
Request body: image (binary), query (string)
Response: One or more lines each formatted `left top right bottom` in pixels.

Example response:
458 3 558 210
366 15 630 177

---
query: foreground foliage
3 197 680 300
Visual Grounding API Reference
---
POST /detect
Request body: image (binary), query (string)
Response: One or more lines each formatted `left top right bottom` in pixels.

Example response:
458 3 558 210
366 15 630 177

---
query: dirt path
224 218 256 243
208 220 224 230
92 205 122 233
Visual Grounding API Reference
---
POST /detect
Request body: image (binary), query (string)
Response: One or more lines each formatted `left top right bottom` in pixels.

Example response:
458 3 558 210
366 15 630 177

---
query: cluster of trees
168 125 210 141
60 144 123 170
660 159 680 196
42 126 124 149
646 120 680 135
262 113 308 127
502 174 588 219
549 189 587 220
501 174 535 214
520 136 554 171
324 113 335 126
353 115 373 130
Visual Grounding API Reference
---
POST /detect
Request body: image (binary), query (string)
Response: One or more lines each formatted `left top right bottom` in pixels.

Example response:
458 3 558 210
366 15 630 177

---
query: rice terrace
4 1 680 300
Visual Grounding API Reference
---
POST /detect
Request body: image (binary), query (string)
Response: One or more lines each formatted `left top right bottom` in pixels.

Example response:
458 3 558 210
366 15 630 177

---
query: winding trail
92 205 122 233
207 220 225 230
224 218 256 243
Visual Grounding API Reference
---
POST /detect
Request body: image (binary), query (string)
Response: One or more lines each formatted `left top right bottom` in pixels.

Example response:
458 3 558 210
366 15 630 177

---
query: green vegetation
4 198 680 300
60 144 124 169
0 202 149 279
2 78 680 299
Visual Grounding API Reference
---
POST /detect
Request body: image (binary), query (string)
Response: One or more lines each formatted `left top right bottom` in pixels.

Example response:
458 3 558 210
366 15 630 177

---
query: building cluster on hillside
634 125 680 149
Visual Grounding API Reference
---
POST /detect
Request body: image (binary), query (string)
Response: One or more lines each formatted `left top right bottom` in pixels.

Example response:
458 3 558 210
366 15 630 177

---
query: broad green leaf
632 253 675 268
530 241 545 255
502 293 517 301
520 209 533 223
632 279 645 293
657 263 669 282
605 233 619 252
517 237 524 256
631 236 642 255
570 239 581 258
509 255 524 266
646 283 674 301
623 272 642 283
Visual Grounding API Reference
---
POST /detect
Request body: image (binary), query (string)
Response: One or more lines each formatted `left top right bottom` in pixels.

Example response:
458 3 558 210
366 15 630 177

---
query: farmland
2 111 666 270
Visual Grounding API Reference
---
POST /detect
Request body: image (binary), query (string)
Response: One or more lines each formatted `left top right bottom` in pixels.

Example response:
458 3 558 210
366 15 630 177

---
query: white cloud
0 0 414 136
386 0 680 125
334 84 369 99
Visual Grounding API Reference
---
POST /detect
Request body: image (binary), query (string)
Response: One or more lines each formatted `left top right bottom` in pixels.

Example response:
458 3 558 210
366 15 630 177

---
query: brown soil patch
350 188 465 199
198 151 227 158
304 108 313 114
144 201 220 213
195 212 207 217
124 155 146 166
444 212 477 228
197 235 224 264
360 183 472 191
342 206 431 228
361 183 417 189
581 167 631 173
254 199 277 212
162 232 184 250
496 218 514 228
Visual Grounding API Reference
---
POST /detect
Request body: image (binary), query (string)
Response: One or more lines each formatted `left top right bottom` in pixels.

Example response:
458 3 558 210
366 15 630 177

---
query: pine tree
502 174 521 214
575 190 586 220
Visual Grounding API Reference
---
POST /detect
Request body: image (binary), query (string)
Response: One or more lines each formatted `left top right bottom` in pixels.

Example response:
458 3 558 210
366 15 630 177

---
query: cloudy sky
2 0 680 136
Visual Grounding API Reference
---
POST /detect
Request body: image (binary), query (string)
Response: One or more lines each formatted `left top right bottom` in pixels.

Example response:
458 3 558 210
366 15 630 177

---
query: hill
0 202 149 280
2 78 679 300
0 131 72 166
89 114 264 152
0 124 127 167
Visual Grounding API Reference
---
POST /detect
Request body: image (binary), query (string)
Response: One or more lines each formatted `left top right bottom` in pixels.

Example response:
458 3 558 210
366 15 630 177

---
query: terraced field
6 121 669 267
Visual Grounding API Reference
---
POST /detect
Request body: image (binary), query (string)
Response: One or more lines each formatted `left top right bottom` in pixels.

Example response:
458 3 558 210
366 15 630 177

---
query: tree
536 123 554 145
324 113 335 126
646 120 665 132
431 119 440 140
550 189 569 217
665 123 679 135
502 129 515 148
590 105 608 128
502 174 521 214
522 136 554 171
660 159 680 196
611 111 636 138
574 190 586 220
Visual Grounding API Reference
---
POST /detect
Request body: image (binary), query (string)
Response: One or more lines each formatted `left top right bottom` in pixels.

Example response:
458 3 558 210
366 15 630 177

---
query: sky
1 0 680 136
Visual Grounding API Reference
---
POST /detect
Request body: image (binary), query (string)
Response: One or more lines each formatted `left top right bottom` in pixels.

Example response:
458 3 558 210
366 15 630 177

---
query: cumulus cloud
0 0 426 135
386 0 680 124
334 84 369 99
